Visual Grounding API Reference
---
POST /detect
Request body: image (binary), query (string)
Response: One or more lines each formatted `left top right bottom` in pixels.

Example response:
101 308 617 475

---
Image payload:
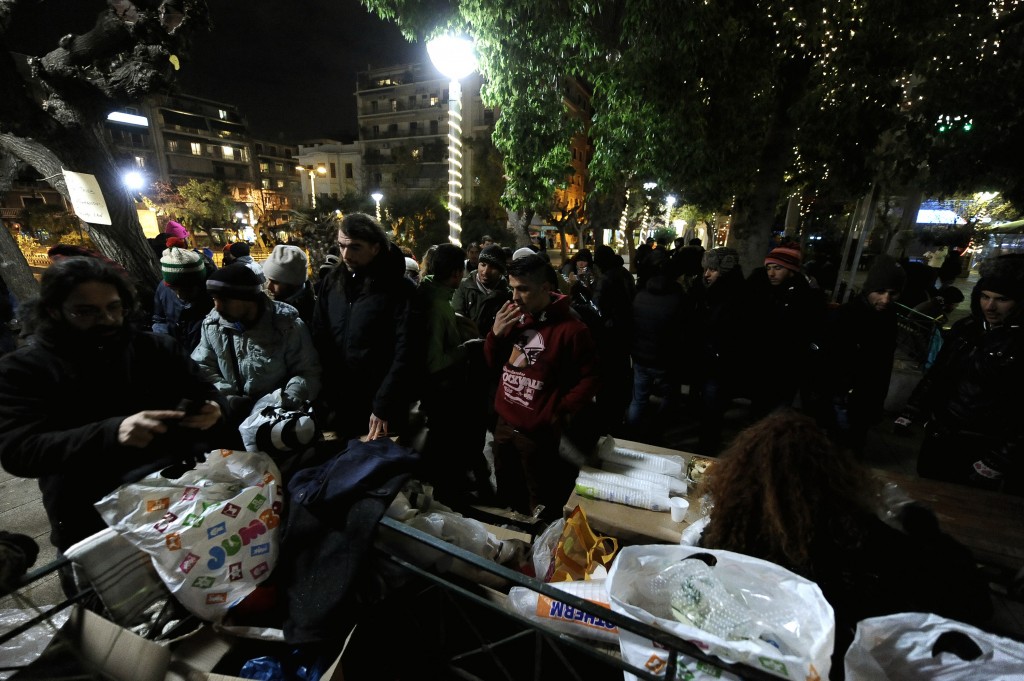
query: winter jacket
151 284 213 353
452 272 512 338
592 265 636 350
692 268 749 386
233 255 266 284
631 273 690 370
415 275 468 378
821 295 898 426
0 328 223 551
907 300 1023 485
191 295 321 405
278 280 316 326
311 242 417 427
484 293 599 433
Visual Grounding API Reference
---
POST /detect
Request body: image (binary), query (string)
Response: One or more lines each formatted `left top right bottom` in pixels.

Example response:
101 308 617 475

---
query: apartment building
354 62 494 204
294 139 363 207
252 139 304 226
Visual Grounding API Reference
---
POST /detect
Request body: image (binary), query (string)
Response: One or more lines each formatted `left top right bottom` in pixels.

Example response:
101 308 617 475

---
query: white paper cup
669 497 690 522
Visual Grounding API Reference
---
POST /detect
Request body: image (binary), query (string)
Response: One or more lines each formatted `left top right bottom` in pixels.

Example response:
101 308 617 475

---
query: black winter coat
631 273 690 370
0 329 223 551
311 243 417 433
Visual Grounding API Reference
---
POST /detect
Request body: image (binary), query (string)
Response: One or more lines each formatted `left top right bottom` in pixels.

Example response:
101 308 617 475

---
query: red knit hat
764 245 802 272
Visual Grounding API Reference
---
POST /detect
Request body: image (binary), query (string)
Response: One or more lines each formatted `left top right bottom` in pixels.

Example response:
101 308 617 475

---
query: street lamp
371 191 384 222
123 170 145 192
296 164 327 210
427 34 477 246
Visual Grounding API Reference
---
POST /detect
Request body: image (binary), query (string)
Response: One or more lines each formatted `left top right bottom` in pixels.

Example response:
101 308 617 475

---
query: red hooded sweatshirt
484 293 600 433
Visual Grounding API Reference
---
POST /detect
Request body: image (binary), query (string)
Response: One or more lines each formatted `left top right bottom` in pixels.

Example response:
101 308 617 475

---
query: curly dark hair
699 409 877 572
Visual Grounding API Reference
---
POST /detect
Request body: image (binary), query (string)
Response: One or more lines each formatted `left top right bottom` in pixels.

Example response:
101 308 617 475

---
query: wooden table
873 469 1024 573
567 438 1024 574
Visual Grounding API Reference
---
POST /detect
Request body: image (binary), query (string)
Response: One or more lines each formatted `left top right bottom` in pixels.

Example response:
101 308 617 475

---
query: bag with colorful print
95 449 283 622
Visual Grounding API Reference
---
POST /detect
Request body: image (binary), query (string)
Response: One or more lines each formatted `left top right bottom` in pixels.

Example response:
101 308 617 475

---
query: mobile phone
176 398 204 416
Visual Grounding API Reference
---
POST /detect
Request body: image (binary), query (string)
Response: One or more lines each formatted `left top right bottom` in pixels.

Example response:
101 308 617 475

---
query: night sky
9 0 423 141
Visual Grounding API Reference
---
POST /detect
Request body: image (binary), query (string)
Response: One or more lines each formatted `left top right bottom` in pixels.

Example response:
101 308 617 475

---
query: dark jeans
626 363 681 426
491 417 576 521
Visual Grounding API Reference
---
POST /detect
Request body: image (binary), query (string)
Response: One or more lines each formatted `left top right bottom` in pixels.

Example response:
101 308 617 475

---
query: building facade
354 62 494 205
294 140 363 208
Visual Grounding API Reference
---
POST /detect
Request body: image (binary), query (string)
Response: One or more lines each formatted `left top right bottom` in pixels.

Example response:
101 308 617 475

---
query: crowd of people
0 213 1021 675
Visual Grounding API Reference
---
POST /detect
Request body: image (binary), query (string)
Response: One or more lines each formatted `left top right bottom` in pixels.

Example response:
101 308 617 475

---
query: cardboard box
14 606 344 681
565 439 707 546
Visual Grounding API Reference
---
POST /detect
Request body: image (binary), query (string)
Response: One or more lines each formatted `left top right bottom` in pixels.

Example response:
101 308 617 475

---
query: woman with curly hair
699 409 991 678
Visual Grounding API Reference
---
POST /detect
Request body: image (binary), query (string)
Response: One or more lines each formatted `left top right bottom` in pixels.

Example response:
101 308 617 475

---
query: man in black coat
901 255 1024 494
745 244 826 416
0 256 224 592
819 255 907 452
311 213 417 441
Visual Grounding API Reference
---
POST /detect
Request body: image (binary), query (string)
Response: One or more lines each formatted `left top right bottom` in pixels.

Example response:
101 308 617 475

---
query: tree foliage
0 0 210 301
360 0 1024 271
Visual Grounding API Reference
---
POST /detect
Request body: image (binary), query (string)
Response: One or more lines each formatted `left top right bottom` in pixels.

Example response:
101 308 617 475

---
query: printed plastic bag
550 505 618 582
95 449 283 622
845 612 1024 680
606 544 834 681
238 389 317 459
507 579 619 644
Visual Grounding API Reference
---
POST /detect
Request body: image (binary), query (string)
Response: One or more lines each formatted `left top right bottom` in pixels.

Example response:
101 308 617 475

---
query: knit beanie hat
862 254 907 294
404 257 420 275
206 263 263 300
161 247 205 285
764 245 802 272
227 242 251 258
262 245 308 286
478 244 508 272
977 255 1024 300
702 247 739 273
164 221 189 240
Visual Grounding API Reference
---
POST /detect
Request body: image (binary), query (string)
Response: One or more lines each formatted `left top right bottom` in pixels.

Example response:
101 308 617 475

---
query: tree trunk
505 209 534 247
0 218 40 303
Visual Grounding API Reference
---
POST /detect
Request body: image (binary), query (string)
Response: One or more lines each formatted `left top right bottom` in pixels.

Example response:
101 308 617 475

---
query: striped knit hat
206 263 262 300
764 245 802 272
160 247 205 285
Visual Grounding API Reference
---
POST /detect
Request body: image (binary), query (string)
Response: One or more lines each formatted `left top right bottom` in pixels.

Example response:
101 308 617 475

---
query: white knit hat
513 247 536 261
262 245 308 286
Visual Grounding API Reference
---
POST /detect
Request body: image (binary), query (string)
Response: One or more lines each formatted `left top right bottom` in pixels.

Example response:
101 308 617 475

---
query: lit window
134 156 145 168
261 179 270 189
222 145 234 160
167 140 178 152
218 109 228 120
411 148 421 160
430 95 439 106
190 142 201 155
260 162 269 173
275 162 284 172
276 180 286 189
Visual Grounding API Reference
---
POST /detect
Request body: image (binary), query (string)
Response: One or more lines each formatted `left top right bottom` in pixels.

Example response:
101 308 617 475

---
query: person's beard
63 322 130 351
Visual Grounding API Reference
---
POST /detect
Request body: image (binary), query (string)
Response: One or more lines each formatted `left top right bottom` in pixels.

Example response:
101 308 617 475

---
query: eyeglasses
66 300 125 321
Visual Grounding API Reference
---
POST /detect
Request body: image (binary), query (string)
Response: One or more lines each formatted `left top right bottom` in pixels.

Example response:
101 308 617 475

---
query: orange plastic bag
549 505 619 582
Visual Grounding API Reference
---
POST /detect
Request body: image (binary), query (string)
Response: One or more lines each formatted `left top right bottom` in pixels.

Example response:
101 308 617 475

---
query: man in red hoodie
485 254 600 520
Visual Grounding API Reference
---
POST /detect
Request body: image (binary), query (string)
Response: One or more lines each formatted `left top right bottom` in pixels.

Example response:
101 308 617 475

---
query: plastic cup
669 497 690 522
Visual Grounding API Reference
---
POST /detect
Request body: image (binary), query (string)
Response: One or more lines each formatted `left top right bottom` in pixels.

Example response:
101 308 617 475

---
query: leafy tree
175 179 236 231
0 0 209 303
361 0 1024 274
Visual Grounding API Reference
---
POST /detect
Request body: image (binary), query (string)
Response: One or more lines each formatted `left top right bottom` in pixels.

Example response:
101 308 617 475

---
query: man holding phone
0 256 225 594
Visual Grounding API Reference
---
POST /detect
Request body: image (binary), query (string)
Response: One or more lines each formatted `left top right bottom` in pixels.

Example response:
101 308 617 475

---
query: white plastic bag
95 449 283 622
845 612 1024 680
606 544 835 681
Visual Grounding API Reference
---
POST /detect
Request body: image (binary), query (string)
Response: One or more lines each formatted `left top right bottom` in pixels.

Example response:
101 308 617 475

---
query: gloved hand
279 392 301 411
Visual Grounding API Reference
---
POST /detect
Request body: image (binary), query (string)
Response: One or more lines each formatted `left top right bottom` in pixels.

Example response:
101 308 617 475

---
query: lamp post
296 164 327 210
371 191 384 222
427 34 478 246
